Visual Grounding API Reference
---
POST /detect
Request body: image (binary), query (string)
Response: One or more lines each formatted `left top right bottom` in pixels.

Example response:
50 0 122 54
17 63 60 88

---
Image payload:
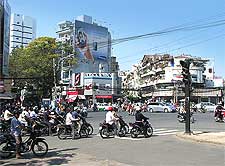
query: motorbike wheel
145 126 153 138
57 127 67 140
99 128 109 139
118 126 126 137
32 140 48 157
87 124 93 135
124 125 129 134
79 126 88 138
0 141 12 158
130 127 140 138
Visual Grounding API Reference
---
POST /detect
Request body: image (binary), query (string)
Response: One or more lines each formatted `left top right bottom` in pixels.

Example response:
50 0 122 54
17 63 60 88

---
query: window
93 42 97 51
62 71 70 79
209 68 212 73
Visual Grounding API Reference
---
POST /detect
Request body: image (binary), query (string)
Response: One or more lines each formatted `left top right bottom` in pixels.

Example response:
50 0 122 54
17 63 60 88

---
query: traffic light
180 60 191 85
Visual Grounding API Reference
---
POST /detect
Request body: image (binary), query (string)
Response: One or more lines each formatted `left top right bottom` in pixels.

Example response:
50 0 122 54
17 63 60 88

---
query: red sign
66 91 78 95
96 95 112 99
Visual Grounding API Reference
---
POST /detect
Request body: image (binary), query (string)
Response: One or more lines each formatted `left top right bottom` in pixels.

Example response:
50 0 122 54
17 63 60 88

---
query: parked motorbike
129 119 153 138
0 127 48 158
177 112 195 123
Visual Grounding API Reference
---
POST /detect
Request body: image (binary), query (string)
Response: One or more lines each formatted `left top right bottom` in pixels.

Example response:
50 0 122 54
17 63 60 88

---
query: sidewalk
176 131 225 146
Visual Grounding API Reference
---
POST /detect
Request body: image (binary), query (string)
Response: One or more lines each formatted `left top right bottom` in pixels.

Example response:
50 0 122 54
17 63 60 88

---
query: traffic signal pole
185 82 191 134
180 59 192 134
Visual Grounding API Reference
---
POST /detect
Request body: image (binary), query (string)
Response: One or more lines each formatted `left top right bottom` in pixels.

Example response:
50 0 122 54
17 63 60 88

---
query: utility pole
52 58 57 101
180 59 192 134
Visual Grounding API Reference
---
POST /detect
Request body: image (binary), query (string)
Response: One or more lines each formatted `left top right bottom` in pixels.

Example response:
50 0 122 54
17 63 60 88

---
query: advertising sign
74 20 110 62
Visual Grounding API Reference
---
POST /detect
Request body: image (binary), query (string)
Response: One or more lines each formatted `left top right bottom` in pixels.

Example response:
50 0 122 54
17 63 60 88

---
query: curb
175 132 225 146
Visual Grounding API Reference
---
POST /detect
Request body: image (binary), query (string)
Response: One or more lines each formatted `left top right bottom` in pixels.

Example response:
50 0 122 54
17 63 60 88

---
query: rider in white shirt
105 106 119 135
65 107 80 139
18 108 30 126
4 109 13 121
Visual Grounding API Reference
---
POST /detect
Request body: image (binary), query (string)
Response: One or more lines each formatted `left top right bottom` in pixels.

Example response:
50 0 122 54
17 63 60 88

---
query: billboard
73 20 111 73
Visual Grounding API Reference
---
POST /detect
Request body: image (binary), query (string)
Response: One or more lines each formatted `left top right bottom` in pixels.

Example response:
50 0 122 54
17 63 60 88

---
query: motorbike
0 127 48 158
0 119 11 134
99 121 117 139
214 110 225 122
79 116 93 135
177 112 195 123
117 116 129 136
57 120 89 140
129 119 153 138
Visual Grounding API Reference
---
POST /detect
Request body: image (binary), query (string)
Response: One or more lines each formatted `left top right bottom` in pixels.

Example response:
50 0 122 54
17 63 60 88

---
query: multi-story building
0 0 10 93
56 15 121 102
9 13 36 53
56 15 112 85
122 54 223 104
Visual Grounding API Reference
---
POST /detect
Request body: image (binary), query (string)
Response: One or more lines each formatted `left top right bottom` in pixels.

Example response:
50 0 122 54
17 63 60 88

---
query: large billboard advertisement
73 20 111 73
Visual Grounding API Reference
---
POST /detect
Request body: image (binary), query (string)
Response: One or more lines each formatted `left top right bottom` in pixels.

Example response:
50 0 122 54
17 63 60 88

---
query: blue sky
9 0 225 77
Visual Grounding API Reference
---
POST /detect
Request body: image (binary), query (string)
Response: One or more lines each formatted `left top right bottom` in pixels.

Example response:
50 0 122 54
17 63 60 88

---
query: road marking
153 129 179 136
96 128 181 139
153 128 167 131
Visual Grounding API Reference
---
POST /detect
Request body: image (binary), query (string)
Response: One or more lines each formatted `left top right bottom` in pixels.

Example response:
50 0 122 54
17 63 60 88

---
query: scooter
214 110 225 122
0 127 48 158
99 121 116 139
177 112 195 123
129 119 153 138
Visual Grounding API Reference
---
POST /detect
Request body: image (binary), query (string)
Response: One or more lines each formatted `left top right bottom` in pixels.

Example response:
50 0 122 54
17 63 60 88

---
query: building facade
56 15 112 85
0 0 10 92
55 15 121 102
122 54 223 104
9 13 36 53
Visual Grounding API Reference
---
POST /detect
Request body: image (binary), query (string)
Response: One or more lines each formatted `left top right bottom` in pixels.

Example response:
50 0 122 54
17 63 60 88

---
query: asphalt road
2 111 225 166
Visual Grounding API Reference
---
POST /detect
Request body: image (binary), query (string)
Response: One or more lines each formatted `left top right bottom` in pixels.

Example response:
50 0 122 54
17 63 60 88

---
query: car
96 103 110 111
148 102 175 113
195 102 217 112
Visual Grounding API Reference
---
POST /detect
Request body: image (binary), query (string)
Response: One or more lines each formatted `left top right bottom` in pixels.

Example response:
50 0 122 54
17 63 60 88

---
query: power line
118 31 225 64
86 18 225 51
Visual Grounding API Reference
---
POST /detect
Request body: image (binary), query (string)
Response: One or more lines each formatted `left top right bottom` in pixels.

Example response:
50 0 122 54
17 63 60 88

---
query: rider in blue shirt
11 110 24 158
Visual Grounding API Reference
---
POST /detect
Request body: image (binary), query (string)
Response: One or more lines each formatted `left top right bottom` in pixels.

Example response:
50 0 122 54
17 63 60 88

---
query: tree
9 37 77 98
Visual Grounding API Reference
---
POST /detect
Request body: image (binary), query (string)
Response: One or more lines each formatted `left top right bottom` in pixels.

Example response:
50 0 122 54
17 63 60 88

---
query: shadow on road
1 147 79 166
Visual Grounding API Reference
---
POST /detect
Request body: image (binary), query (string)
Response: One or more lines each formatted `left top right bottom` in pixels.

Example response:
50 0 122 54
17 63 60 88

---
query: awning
66 95 86 102
66 95 77 102
78 95 86 100
0 93 14 100
96 95 112 99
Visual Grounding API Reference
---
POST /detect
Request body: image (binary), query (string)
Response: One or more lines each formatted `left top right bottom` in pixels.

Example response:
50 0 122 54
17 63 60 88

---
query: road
1 111 225 166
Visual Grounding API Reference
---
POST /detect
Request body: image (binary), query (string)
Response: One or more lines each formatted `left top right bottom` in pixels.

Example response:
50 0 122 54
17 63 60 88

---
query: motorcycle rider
65 106 80 139
105 106 119 136
11 110 24 159
3 104 13 125
214 104 224 121
135 107 149 137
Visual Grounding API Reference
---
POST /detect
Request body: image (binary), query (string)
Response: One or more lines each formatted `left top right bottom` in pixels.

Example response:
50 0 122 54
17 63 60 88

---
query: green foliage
9 37 77 97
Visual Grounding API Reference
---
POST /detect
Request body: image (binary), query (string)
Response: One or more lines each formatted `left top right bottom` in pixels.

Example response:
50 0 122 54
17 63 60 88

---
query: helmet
107 106 113 111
